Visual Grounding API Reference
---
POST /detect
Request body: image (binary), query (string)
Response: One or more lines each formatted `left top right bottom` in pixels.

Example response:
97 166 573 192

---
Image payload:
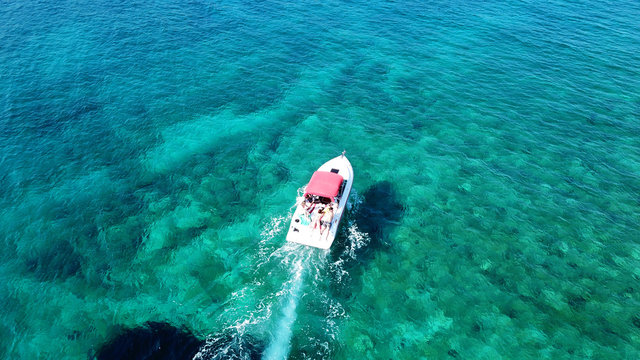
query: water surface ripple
1 0 639 359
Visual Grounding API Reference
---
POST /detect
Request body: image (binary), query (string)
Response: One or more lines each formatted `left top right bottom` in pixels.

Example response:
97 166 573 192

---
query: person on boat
313 204 333 236
302 194 319 215
319 205 334 239
293 194 312 213
310 205 325 230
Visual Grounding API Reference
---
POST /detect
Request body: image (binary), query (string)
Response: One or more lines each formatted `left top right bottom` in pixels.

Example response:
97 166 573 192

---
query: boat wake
330 190 370 284
195 192 367 359
261 256 305 360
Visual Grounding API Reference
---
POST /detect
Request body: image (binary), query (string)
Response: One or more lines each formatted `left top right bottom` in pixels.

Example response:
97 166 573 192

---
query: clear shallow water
1 0 639 358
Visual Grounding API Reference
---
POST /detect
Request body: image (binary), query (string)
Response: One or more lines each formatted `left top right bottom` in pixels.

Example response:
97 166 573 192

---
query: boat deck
287 208 338 249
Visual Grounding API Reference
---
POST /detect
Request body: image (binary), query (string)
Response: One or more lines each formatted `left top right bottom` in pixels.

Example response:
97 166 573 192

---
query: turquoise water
1 0 639 358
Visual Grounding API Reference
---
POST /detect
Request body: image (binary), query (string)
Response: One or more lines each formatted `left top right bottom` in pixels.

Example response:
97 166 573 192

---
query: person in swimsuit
319 205 334 239
311 206 325 230
296 194 310 212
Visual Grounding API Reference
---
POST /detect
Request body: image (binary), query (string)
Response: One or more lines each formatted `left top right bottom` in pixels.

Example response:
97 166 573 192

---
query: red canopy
304 171 344 199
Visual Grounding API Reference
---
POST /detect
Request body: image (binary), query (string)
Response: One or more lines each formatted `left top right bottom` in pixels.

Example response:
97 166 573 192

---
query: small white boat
286 152 354 249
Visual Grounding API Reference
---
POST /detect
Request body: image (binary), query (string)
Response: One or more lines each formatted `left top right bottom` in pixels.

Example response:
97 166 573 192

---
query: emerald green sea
1 0 639 359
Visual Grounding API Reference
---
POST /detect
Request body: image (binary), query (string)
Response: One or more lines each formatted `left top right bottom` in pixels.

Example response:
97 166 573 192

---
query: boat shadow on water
329 180 405 299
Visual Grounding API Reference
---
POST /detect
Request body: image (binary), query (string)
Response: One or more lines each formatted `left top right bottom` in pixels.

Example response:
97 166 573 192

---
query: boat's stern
286 206 333 249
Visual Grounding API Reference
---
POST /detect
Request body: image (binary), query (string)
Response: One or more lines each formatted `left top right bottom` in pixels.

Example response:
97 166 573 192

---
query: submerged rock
97 322 203 360
97 322 264 360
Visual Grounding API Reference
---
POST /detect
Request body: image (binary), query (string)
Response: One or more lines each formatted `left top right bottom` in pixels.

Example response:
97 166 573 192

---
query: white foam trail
262 257 305 360
198 205 348 360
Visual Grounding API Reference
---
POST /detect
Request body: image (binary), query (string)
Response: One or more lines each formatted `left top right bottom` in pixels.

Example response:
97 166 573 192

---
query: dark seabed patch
97 323 266 360
96 322 203 360
25 238 81 282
